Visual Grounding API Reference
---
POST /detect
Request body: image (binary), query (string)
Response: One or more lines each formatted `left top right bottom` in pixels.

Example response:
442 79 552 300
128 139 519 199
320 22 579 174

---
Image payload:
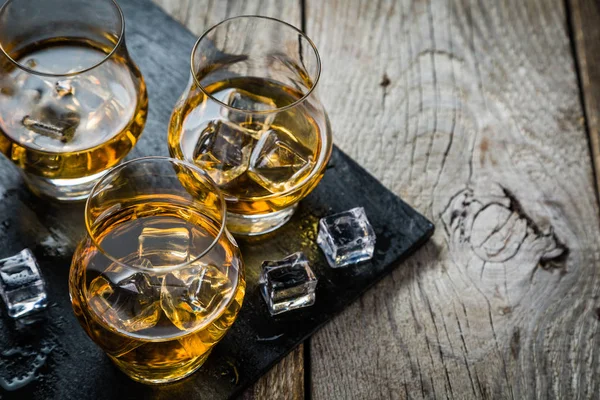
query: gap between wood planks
151 1 309 398
304 0 600 398
567 0 600 211
299 3 311 398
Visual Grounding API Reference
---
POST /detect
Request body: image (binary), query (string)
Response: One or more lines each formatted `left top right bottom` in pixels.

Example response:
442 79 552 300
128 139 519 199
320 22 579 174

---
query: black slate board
0 1 434 398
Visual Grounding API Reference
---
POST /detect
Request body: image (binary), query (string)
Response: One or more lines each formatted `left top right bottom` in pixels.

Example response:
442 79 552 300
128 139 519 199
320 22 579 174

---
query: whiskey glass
169 16 332 236
69 157 245 384
0 0 148 201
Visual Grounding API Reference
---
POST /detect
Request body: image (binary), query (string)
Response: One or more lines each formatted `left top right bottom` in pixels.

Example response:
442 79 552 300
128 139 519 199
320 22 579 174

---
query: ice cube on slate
87 264 161 332
138 226 190 266
259 252 317 315
317 207 376 268
193 120 255 186
221 88 276 138
248 129 314 193
0 249 48 319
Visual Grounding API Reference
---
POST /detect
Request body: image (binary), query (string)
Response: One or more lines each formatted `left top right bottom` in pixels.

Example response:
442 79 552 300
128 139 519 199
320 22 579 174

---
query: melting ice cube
14 64 52 94
259 252 317 315
0 249 48 319
138 226 191 266
0 71 48 118
193 120 255 186
248 129 314 193
160 264 233 330
71 76 111 114
87 263 161 333
21 104 80 143
221 88 276 138
317 207 376 268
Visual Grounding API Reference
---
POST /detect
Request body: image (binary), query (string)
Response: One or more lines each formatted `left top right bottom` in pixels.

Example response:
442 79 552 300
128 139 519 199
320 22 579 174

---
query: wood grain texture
152 0 302 36
239 345 304 400
150 3 305 400
305 0 600 398
569 0 600 197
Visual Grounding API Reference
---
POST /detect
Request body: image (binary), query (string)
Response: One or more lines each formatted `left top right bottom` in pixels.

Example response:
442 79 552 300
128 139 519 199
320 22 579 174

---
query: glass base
227 204 298 236
22 170 109 202
109 350 211 385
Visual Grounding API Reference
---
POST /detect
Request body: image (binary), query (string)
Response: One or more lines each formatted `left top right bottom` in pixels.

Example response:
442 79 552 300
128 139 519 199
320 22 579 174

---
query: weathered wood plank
569 0 600 197
152 0 302 36
150 2 305 399
240 345 305 400
306 0 600 398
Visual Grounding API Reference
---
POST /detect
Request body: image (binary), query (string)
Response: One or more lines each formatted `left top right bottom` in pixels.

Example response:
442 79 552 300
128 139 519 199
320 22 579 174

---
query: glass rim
84 156 228 273
0 0 126 78
190 15 322 115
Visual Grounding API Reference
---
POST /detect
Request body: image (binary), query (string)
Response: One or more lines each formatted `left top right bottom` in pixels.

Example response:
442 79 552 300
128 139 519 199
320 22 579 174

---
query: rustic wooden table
151 0 600 398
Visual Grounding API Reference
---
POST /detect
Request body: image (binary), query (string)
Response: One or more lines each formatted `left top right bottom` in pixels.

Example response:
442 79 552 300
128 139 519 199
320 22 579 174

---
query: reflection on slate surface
0 0 434 399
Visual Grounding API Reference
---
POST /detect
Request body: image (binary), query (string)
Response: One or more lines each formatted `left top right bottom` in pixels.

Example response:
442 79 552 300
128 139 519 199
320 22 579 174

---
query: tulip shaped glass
169 16 332 235
0 0 148 200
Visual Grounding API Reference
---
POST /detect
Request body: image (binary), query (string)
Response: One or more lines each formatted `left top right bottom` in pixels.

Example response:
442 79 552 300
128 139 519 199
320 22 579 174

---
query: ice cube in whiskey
138 226 191 266
248 129 314 193
192 120 255 186
221 88 277 139
160 264 233 330
87 263 162 333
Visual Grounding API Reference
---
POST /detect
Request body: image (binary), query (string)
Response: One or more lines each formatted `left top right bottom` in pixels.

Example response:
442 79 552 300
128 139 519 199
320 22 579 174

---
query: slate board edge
229 221 434 399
